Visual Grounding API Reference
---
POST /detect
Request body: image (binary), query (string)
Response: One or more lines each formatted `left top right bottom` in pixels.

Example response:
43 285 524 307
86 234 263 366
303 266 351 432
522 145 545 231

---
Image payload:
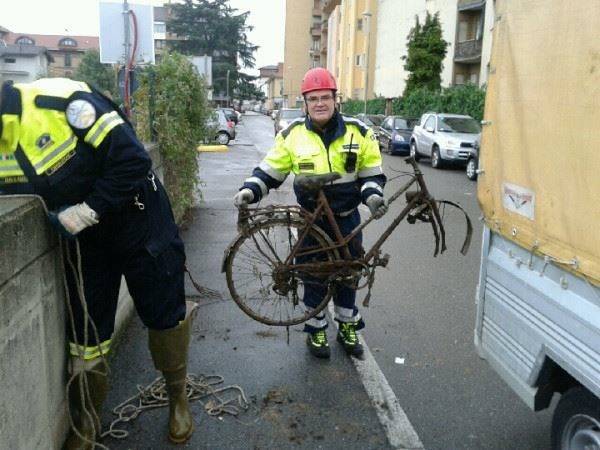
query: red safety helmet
300 68 337 95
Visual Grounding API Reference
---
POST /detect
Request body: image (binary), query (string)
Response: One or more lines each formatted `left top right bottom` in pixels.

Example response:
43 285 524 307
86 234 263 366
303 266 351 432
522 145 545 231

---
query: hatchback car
207 109 235 145
221 107 239 125
410 113 481 169
378 116 418 155
274 108 305 134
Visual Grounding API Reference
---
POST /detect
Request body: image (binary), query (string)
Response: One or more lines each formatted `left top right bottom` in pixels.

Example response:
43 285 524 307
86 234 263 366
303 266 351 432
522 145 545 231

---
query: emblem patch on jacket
66 100 96 129
36 133 54 150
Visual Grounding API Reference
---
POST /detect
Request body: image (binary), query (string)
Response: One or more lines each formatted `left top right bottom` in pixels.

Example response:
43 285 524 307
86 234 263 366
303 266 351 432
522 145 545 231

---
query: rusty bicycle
222 157 472 326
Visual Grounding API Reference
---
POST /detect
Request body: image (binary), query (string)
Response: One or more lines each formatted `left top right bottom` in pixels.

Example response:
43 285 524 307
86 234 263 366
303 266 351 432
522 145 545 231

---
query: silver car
410 113 481 169
207 109 236 145
274 108 305 134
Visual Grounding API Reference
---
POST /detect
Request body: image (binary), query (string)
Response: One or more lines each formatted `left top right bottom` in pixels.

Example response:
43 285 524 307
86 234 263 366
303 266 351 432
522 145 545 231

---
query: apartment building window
64 53 72 67
154 22 166 34
355 54 364 66
16 36 34 45
4 58 16 63
60 38 77 47
357 19 363 31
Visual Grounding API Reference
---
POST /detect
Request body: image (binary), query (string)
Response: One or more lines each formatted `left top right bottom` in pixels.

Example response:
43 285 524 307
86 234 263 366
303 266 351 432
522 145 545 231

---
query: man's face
305 89 335 126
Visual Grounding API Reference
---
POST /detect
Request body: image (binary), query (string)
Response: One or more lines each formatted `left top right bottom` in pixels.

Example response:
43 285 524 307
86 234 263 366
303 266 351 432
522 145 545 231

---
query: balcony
321 0 341 15
311 25 322 37
454 39 483 63
458 0 485 11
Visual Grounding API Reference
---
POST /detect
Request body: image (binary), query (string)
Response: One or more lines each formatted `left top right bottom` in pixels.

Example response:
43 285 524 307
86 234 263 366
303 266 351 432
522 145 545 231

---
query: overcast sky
1 0 285 75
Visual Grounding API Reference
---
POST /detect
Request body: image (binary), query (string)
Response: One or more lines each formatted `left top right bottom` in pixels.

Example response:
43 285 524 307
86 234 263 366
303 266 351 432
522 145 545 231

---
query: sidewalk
100 117 391 449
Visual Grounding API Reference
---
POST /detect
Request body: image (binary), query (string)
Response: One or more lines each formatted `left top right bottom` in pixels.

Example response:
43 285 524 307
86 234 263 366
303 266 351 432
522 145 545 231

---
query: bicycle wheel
225 217 339 326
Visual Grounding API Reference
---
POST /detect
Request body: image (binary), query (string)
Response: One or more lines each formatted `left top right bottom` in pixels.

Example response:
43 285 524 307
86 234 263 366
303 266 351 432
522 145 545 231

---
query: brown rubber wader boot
148 301 197 444
64 358 109 450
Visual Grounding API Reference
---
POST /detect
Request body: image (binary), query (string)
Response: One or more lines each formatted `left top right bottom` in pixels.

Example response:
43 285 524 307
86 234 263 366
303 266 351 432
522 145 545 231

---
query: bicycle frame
279 157 447 276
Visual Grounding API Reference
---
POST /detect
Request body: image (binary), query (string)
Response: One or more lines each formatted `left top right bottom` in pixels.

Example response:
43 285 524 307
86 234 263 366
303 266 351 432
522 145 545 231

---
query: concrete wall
0 144 161 449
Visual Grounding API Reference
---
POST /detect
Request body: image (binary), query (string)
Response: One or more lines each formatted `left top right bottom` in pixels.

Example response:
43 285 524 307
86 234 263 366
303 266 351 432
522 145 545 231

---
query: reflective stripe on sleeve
245 176 269 196
259 161 288 182
358 166 383 178
84 111 124 148
361 181 383 193
69 339 111 360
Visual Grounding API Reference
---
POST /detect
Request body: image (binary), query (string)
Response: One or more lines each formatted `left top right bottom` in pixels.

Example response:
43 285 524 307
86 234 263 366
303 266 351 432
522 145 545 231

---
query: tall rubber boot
148 301 197 444
64 357 109 450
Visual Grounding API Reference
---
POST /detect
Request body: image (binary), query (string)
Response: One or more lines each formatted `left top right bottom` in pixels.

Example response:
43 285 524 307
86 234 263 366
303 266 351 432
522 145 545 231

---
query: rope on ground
102 373 250 440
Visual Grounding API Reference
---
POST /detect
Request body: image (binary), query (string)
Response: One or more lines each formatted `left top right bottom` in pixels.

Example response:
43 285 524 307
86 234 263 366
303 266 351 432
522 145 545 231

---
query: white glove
58 202 100 235
365 195 388 219
233 188 254 207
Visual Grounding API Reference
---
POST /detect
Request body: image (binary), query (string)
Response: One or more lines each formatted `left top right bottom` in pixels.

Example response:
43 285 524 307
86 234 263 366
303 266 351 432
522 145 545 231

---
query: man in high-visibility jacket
0 78 195 447
233 68 387 359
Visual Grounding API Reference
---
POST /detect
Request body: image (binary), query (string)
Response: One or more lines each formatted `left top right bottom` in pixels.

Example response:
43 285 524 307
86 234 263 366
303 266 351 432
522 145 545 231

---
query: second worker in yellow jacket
233 68 387 359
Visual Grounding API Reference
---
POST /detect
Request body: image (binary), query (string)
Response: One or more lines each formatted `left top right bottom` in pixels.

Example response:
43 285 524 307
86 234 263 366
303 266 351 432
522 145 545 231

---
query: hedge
341 84 485 121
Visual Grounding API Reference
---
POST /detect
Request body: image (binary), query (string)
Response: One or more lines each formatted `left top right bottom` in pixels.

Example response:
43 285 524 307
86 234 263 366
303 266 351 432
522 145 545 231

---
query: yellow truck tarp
478 0 600 285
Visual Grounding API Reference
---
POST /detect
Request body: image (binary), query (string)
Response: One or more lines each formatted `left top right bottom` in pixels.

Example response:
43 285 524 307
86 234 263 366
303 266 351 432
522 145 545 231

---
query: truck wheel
551 386 600 450
431 146 444 169
466 158 478 180
410 141 421 161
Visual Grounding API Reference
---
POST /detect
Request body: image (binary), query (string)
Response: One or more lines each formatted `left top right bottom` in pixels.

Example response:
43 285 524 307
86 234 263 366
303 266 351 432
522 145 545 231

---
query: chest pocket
293 145 322 174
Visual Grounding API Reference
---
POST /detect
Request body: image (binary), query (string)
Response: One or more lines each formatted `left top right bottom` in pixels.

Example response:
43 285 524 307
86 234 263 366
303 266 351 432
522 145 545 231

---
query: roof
2 31 99 50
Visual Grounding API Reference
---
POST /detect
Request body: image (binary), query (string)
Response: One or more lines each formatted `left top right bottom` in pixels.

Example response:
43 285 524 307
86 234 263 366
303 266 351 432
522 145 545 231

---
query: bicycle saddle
294 173 341 193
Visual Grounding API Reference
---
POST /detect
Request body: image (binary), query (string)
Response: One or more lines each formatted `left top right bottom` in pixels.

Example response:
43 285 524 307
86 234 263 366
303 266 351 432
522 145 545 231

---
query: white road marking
328 303 425 450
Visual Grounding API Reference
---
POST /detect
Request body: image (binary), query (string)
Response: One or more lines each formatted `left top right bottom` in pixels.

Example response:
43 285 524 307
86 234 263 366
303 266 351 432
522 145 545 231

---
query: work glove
48 202 99 239
233 188 254 207
365 195 388 220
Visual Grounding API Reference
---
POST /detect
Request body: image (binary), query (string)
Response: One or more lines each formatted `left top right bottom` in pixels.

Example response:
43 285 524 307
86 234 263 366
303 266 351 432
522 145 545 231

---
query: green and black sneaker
337 322 364 358
306 329 331 359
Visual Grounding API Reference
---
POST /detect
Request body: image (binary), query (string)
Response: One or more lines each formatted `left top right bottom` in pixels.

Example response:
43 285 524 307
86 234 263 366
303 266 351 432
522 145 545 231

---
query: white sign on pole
99 1 155 65
189 55 212 85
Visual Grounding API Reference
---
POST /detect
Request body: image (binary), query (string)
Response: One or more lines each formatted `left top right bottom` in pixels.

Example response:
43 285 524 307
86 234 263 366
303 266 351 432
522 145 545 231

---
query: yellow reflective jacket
0 78 151 213
242 111 386 213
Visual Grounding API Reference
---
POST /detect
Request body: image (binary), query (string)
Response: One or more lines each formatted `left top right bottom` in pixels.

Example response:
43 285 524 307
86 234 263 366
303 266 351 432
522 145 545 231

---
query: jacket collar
305 110 346 149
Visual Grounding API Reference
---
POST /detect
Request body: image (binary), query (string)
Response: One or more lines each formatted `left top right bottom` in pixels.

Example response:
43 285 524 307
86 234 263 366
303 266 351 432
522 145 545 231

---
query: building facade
373 0 493 98
260 63 284 111
331 0 378 102
0 28 98 78
0 44 52 83
282 0 314 107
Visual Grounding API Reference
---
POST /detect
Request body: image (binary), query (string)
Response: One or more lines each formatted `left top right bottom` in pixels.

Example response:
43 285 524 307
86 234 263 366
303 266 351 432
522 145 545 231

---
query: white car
410 113 481 169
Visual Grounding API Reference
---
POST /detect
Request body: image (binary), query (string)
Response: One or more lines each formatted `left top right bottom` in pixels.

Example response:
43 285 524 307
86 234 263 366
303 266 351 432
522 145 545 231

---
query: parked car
378 116 419 155
351 113 380 138
466 141 479 180
274 108 305 134
207 109 235 145
410 113 481 169
221 107 239 125
356 113 385 128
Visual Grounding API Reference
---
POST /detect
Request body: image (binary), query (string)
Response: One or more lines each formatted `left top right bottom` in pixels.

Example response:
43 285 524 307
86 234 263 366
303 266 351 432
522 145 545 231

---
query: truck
474 1 600 449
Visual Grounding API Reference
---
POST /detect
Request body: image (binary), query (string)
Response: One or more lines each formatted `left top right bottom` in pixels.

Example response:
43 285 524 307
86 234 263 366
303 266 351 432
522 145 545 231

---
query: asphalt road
100 112 554 450
236 112 554 450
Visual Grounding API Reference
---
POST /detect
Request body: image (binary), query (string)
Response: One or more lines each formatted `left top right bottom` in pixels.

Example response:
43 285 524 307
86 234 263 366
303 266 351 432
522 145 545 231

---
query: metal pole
226 69 230 106
363 11 372 115
123 0 130 65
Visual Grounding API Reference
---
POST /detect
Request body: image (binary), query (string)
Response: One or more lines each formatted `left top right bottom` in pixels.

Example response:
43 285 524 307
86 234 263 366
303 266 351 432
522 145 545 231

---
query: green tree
73 49 118 99
134 53 211 222
403 12 448 97
167 0 259 101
